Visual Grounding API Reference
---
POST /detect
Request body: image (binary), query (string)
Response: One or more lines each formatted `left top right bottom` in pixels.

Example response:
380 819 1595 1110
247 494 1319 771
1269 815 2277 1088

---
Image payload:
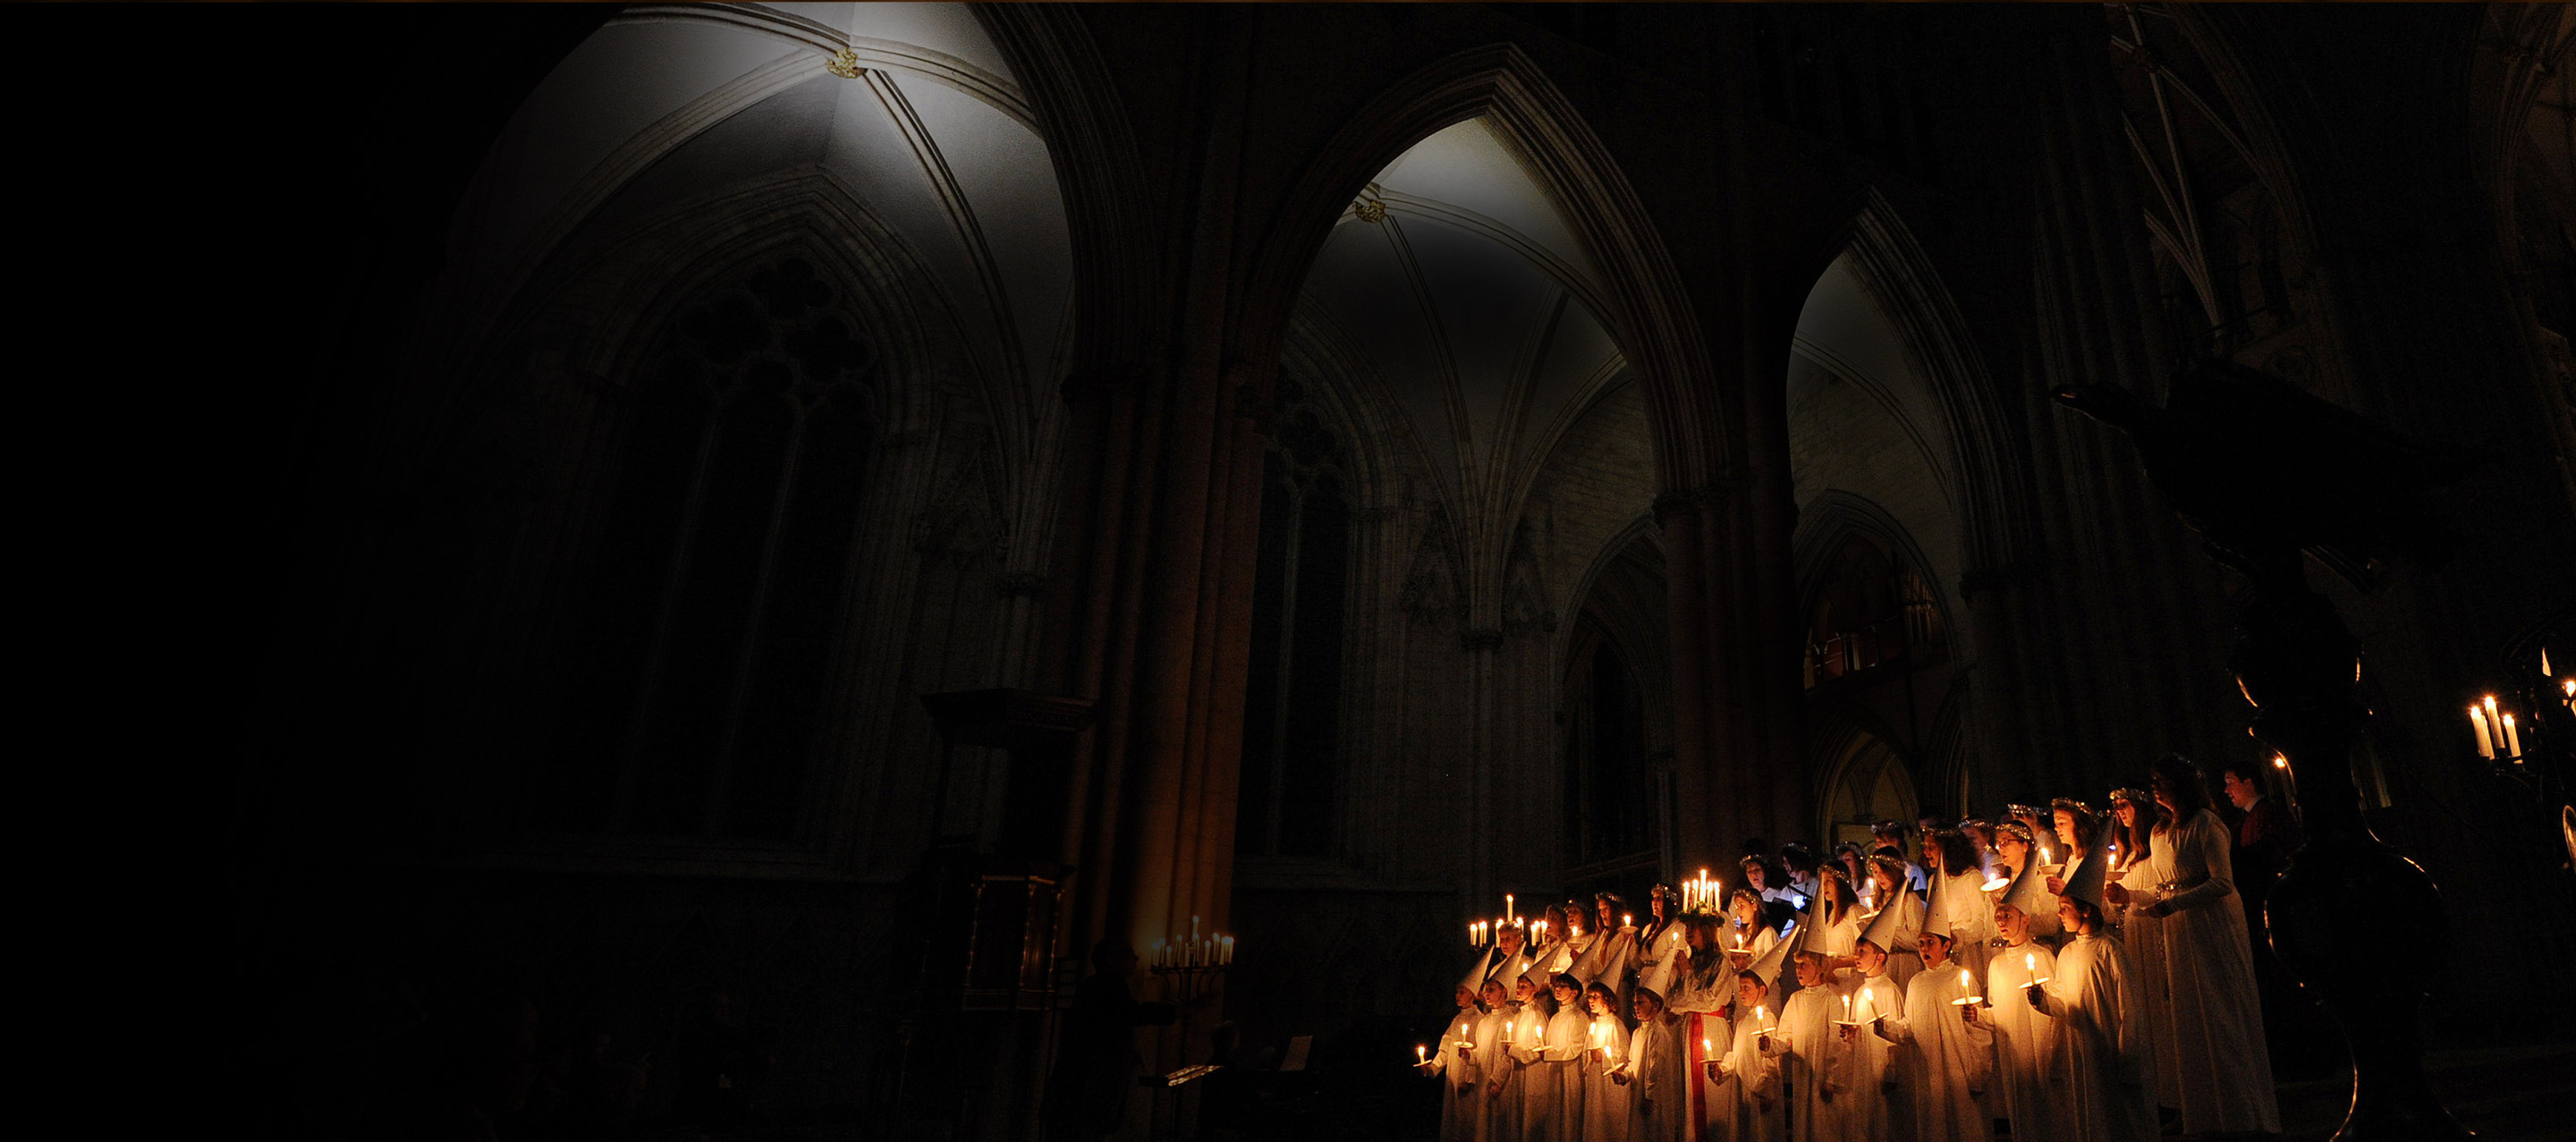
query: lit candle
1623 913 1633 930
1470 922 1478 947
1506 894 1515 924
2486 697 2504 753
2504 714 2522 760
1702 1036 1712 1058
2470 706 2496 759
1222 935 1234 963
1843 994 1852 1022
1418 1045 1428 1065
1860 987 1874 1022
1191 915 1200 943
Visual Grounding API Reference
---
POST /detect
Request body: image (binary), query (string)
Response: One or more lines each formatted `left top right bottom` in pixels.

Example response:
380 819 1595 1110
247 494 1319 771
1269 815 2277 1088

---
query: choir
1424 756 2279 1142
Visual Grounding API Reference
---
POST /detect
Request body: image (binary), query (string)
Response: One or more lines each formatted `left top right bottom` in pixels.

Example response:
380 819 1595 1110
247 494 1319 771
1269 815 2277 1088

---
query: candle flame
2026 952 2036 972
2273 754 2289 769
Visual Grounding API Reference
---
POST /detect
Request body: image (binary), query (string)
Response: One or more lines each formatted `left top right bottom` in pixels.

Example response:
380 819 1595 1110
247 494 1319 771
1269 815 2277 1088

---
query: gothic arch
1792 489 1963 663
1808 703 1922 845
1233 43 1725 493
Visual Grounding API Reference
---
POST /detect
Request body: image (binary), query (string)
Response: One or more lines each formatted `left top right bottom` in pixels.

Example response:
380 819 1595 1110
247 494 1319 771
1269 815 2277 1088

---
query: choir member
1575 893 1640 991
1835 842 1874 909
1421 983 1487 1142
1580 980 1633 1142
1781 842 1823 903
2119 756 2281 1136
1616 986 1684 1142
1466 921 1534 996
1863 855 1926 986
1873 820 1931 894
1959 819 2000 879
1927 828 1996 983
1724 887 1780 977
1761 923 1844 1142
1637 885 1690 1003
1813 867 1865 972
1504 974 1566 1142
1473 978 1521 1142
1546 974 1593 1139
1990 823 2060 944
1972 853 2072 1142
1666 913 1732 1135
2043 799 2100 896
1827 899 1911 1142
2106 785 2176 1109
1703 950 1787 1142
1875 918 1994 1142
2024 826 2157 1142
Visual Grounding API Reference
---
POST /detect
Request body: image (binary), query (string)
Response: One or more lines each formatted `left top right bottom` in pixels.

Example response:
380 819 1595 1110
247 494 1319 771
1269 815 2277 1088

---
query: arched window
1563 630 1653 870
1803 533 1945 689
1236 376 1351 859
527 254 877 841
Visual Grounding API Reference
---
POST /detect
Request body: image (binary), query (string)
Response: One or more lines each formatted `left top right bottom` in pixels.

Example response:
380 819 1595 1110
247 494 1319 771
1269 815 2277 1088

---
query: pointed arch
1792 489 1964 663
1233 43 1724 492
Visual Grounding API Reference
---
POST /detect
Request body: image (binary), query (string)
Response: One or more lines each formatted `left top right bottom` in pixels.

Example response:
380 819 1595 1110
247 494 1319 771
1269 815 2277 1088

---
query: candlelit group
1419 754 2280 1142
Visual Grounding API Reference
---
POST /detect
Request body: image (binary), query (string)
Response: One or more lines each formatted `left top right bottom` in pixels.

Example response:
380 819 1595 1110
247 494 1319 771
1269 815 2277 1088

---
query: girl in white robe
1723 890 1781 986
1928 830 1996 986
1972 858 2073 1142
1760 949 1848 1142
1993 823 2061 946
2105 789 2177 1109
1635 885 1690 1003
1580 981 1632 1142
1470 980 1519 1142
1616 986 1684 1142
1703 970 1785 1142
1544 974 1591 1140
2025 833 2157 1142
1664 918 1731 1140
1575 894 1640 993
2124 757 2281 1135
1419 984 1486 1142
1863 857 1927 987
1877 927 1995 1142
1813 870 1865 974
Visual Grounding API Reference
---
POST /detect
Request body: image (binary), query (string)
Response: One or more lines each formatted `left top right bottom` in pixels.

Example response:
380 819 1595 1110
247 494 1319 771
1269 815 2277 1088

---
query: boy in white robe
1614 986 1684 1142
1701 957 1786 1142
1470 979 1519 1142
2023 826 2156 1142
1827 901 1911 1142
1504 977 1559 1142
1760 944 1848 1142
1970 856 2072 1142
1579 980 1632 1142
1544 973 1591 1139
1876 922 1994 1142
1419 983 1487 1142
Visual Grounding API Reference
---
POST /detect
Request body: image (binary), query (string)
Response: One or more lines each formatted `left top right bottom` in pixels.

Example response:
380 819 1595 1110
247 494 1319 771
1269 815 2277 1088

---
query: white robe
2030 932 2157 1142
1707 1004 1785 1142
1426 1007 1484 1142
1622 1013 1685 1142
2139 809 2280 1134
1541 1007 1589 1141
1761 976 1849 1142
1578 927 1642 992
1472 1006 1519 1142
1664 953 1730 1141
1580 1012 1632 1142
1866 894 1928 988
1930 870 1996 984
1984 943 2071 1142
1826 969 1908 1142
2111 839 2176 1108
1881 963 1995 1142
1511 1003 1558 1142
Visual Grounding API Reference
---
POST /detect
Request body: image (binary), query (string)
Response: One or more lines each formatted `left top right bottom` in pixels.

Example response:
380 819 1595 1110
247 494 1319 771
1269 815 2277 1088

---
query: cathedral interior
199 3 2576 1139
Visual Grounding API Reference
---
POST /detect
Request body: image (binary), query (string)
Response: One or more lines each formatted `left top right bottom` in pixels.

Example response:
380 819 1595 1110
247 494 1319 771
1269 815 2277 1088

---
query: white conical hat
2000 851 2052 917
1858 891 1907 952
2062 822 2115 909
1464 945 1532 994
1919 878 1956 943
1745 918 1799 986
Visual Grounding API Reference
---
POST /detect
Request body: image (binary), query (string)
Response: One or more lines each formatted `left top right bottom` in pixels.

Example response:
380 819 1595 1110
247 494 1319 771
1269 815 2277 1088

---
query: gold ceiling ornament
826 47 866 80
1352 195 1386 224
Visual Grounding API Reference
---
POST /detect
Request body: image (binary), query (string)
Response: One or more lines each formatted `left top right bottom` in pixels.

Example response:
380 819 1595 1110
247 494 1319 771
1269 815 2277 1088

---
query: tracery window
1803 534 1945 689
1236 376 1351 859
527 255 877 841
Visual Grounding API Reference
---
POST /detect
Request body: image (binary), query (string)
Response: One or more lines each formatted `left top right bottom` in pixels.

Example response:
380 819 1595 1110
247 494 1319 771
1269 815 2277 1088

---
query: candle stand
1142 960 1227 1142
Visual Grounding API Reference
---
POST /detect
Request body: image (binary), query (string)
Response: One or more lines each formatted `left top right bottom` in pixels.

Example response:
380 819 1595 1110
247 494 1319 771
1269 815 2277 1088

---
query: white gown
1427 1006 1484 1142
2141 809 2281 1134
1984 943 2071 1142
1881 963 1995 1142
1762 975 1849 1142
1578 927 1641 992
2030 931 2157 1142
1472 1005 1518 1142
1580 1012 1632 1142
1707 1003 1785 1142
1932 870 1996 984
2111 839 2176 1109
1544 1006 1589 1140
1510 1003 1556 1142
1623 1013 1684 1142
1867 894 1927 987
1663 952 1729 1141
1826 969 1908 1142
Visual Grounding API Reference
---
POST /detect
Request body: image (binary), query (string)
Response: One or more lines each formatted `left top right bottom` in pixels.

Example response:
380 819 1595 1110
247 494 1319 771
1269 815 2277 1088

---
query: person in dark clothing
1043 939 1180 1142
2219 758 2334 1079
2221 760 2302 918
